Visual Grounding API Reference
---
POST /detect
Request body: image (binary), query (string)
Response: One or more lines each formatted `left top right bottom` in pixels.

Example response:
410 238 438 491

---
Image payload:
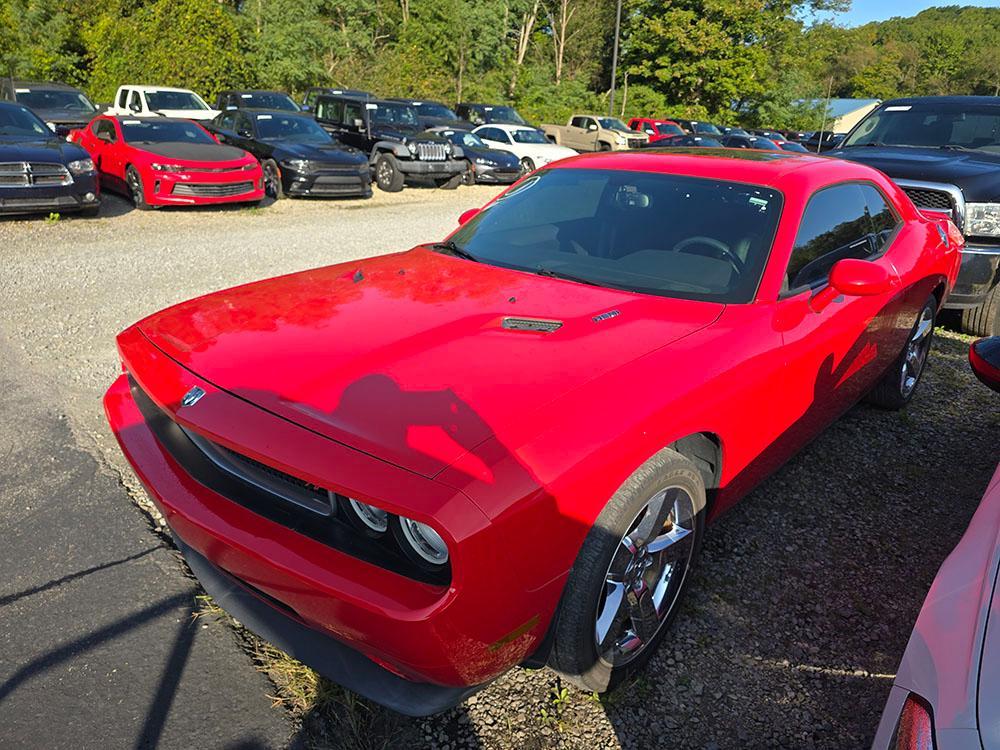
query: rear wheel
961 283 999 337
867 296 936 409
518 157 535 176
374 153 405 192
549 449 705 693
598 142 612 152
125 165 151 211
262 159 283 199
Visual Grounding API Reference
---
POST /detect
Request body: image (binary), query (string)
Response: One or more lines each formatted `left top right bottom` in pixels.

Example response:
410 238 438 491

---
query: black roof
219 89 293 95
238 109 315 118
389 98 450 106
878 95 1000 107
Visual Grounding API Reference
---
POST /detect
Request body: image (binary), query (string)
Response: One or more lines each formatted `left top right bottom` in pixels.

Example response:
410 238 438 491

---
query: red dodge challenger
71 116 264 209
105 149 962 715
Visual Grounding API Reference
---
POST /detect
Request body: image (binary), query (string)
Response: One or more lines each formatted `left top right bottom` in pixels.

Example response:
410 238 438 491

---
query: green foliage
84 0 252 102
1 0 996 131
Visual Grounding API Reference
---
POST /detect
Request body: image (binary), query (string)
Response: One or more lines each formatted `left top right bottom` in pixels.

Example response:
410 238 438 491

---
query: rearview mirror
810 259 892 312
970 337 1000 393
458 208 480 226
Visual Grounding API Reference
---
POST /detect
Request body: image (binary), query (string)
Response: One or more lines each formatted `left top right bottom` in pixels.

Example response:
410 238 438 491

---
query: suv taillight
896 694 935 750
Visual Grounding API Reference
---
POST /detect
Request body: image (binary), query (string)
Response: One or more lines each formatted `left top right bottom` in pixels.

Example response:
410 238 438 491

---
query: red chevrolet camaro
105 149 962 715
71 116 264 209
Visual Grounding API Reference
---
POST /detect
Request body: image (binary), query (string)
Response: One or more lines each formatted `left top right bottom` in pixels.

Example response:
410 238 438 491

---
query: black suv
208 109 371 199
830 96 1000 335
215 90 299 112
313 94 465 192
0 79 99 136
454 103 530 127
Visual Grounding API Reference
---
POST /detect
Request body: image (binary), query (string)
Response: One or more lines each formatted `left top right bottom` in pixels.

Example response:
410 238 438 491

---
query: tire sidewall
126 166 150 210
375 154 404 192
549 449 707 692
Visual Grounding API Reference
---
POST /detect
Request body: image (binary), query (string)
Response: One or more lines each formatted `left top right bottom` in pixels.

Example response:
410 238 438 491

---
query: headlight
241 162 257 171
966 203 1000 237
345 498 389 533
405 139 418 155
151 163 185 172
474 157 494 166
445 143 454 156
399 517 449 565
281 159 311 173
67 158 94 174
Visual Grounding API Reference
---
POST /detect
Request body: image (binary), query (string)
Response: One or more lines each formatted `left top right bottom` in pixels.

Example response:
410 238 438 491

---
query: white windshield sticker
749 197 768 208
241 94 252 98
15 88 30 93
257 114 272 120
123 119 141 125
885 105 911 111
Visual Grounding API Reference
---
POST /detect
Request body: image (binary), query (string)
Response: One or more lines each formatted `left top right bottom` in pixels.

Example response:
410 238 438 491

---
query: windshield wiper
533 265 603 287
937 144 974 152
431 241 480 263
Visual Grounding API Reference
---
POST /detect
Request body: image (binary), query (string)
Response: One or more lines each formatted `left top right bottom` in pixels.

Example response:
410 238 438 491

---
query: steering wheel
671 236 744 273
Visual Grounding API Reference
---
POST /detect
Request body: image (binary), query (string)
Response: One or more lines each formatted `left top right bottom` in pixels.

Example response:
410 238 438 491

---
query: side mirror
810 258 891 312
353 118 364 128
588 123 598 131
970 337 1000 393
458 208 480 226
237 128 252 138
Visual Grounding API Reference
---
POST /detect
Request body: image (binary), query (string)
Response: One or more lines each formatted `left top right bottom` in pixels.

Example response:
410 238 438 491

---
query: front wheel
125 165 152 211
518 157 535 176
961 282 999 337
262 159 283 199
374 153 405 192
866 296 936 409
548 449 705 693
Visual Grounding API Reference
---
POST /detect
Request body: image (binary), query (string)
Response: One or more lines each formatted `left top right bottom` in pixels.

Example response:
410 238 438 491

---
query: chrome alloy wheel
594 486 697 667
901 305 934 398
262 161 281 198
127 169 143 205
376 158 393 185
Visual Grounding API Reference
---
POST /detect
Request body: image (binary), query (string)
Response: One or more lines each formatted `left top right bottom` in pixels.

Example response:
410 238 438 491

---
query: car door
773 182 906 436
478 128 513 157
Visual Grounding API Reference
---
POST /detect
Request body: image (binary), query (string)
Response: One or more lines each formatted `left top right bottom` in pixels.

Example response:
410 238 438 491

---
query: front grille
627 139 644 149
172 181 254 198
0 161 72 188
416 143 448 161
902 187 954 213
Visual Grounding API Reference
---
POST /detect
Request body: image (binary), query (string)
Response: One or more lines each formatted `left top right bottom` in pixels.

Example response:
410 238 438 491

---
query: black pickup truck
312 93 466 192
829 96 1000 335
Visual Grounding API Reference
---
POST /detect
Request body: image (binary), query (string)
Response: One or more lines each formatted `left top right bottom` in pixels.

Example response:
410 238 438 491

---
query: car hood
830 145 1000 202
27 108 95 126
371 124 422 142
464 145 519 167
0 136 88 163
137 248 723 478
132 142 250 164
272 141 366 164
153 109 220 121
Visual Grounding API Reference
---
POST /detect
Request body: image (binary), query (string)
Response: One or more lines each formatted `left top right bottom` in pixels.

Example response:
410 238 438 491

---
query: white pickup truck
105 85 219 121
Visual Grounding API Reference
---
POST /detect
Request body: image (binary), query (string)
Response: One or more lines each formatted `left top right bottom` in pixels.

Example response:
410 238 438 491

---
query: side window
316 99 343 123
235 113 252 135
344 102 362 127
218 112 236 130
117 88 128 109
582 117 596 130
786 184 875 292
478 127 498 142
304 90 317 108
491 129 511 144
859 183 900 253
570 116 585 128
90 119 102 135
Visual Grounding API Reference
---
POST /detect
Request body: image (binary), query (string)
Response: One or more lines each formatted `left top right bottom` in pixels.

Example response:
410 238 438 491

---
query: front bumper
146 168 265 207
103 328 558 711
284 167 372 198
945 244 1000 309
472 163 520 184
396 159 466 177
0 173 100 215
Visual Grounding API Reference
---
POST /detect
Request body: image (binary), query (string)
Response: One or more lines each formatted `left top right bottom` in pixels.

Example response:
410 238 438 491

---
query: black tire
374 153 405 192
125 165 152 211
866 296 936 410
518 157 535 176
262 159 284 199
462 163 477 186
548 448 706 693
961 282 999 337
435 173 463 190
598 141 612 152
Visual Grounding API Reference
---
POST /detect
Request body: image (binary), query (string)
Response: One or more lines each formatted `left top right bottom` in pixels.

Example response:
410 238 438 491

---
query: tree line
1 0 997 129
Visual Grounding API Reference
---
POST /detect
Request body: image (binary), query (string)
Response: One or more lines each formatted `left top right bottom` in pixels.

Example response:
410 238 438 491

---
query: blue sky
812 0 1000 26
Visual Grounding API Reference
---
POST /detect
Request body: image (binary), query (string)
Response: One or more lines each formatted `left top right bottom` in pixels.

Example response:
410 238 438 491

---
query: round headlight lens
400 517 448 565
347 498 389 533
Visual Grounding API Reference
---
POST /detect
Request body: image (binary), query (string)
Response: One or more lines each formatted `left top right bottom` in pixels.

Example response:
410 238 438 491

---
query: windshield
748 137 780 151
656 123 683 136
485 106 526 124
511 128 548 144
238 92 298 111
443 130 486 148
449 168 783 303
779 141 809 153
0 106 52 138
145 90 209 111
14 88 96 113
121 119 215 144
372 103 419 126
416 103 458 120
599 118 631 132
843 102 1000 153
692 122 723 136
689 136 723 147
255 114 330 142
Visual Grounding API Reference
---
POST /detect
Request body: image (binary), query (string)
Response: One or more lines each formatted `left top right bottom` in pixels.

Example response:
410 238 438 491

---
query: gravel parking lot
1 187 997 750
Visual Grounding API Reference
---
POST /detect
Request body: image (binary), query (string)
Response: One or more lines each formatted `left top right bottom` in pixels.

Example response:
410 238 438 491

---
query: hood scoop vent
501 317 563 333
